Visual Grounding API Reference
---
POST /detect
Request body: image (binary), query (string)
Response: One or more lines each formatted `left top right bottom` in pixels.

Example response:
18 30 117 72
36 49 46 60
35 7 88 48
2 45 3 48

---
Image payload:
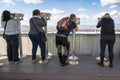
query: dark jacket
96 18 115 36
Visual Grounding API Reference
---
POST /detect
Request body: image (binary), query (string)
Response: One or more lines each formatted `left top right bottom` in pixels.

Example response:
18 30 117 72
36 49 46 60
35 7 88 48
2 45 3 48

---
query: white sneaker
0 63 4 66
39 60 48 64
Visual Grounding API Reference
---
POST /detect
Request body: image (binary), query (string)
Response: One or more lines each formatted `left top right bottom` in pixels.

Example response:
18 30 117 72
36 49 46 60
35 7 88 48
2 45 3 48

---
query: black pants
100 35 115 64
5 34 20 62
56 35 70 56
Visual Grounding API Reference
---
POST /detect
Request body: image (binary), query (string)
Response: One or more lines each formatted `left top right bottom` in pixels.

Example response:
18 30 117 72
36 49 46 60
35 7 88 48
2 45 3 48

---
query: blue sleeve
70 22 77 29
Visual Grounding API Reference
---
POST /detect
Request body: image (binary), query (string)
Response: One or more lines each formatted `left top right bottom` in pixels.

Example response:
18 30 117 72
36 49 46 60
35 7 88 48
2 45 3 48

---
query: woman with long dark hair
1 10 20 64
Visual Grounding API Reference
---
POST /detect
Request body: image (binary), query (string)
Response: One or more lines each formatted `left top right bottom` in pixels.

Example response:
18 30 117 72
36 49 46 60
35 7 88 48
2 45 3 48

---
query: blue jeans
29 34 46 60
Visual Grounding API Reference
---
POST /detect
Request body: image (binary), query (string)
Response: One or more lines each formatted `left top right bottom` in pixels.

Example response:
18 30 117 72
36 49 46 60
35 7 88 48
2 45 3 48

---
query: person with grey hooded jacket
1 10 20 64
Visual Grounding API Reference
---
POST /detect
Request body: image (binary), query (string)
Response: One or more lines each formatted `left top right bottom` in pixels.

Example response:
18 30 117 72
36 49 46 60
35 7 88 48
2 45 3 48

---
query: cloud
92 10 120 26
41 8 64 15
92 2 97 5
110 10 120 18
78 14 90 19
77 10 120 26
100 0 120 6
2 0 15 5
78 8 86 12
110 5 118 8
93 12 107 18
23 0 44 4
93 10 120 19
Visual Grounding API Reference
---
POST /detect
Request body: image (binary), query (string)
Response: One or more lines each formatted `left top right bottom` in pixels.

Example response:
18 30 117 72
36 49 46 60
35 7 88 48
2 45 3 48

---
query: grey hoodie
1 19 20 35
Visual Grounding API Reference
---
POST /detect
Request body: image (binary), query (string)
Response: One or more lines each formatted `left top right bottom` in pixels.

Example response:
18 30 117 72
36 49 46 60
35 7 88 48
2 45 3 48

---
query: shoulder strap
3 21 8 35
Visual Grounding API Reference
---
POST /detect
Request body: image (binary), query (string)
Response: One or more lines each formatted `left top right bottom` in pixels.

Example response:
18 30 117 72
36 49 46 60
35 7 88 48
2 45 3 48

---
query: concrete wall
0 32 120 56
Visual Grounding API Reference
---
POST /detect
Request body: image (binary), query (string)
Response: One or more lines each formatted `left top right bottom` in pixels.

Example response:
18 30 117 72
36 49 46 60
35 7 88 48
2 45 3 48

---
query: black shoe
109 64 113 68
97 62 104 67
61 62 69 67
58 53 62 63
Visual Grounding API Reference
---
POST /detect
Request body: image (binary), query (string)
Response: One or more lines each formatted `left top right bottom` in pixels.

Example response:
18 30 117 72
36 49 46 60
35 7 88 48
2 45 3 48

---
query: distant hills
0 25 120 34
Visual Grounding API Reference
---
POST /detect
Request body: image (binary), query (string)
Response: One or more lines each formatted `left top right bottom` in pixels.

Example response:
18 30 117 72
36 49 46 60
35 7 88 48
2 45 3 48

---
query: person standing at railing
96 13 116 68
29 9 48 63
56 14 78 67
1 10 20 64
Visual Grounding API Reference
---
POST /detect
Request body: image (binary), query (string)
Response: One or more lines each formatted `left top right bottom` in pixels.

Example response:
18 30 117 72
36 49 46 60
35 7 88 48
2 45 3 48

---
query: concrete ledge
0 32 120 56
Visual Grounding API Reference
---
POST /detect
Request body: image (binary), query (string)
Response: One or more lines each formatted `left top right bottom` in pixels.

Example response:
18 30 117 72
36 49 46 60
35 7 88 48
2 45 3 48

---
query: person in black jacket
96 13 116 68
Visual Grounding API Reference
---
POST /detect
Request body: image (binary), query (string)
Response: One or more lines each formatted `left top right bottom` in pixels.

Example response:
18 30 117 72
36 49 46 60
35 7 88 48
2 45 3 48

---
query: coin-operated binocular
40 12 51 20
76 18 80 25
98 18 101 22
11 13 24 21
98 16 104 22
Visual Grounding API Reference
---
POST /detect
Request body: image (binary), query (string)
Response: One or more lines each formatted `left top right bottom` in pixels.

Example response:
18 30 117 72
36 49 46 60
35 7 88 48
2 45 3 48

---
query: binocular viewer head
11 13 24 20
40 12 51 20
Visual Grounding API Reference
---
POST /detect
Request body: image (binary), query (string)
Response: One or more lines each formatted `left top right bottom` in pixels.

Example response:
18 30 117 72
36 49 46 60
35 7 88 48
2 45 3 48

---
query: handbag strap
3 21 8 35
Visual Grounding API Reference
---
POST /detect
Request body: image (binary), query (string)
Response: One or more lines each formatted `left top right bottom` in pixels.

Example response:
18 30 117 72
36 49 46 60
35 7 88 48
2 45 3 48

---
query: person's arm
96 18 102 28
72 17 79 31
112 19 115 29
74 26 78 31
38 17 47 27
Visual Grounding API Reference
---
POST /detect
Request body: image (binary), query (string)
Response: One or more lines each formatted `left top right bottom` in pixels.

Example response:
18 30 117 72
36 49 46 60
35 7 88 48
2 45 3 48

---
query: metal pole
72 29 75 55
69 29 78 61
19 26 26 59
45 19 52 60
19 29 23 58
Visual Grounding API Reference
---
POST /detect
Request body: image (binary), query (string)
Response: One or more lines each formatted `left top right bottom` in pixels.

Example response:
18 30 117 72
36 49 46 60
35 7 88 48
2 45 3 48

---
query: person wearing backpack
96 13 116 68
56 14 78 67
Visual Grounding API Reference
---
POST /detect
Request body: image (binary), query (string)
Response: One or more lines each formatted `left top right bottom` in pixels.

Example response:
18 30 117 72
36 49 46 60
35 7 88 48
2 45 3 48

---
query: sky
0 0 120 27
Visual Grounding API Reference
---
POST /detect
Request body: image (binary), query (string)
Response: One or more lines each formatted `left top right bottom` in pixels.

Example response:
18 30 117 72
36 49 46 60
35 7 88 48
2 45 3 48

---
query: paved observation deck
0 32 120 80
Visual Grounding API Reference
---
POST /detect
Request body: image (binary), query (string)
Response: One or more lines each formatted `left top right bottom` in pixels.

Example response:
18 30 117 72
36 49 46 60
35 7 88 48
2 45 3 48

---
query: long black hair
1 10 11 21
